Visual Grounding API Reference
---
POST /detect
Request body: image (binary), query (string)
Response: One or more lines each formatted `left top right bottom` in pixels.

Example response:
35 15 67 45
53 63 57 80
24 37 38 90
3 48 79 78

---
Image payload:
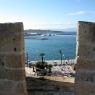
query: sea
24 33 76 61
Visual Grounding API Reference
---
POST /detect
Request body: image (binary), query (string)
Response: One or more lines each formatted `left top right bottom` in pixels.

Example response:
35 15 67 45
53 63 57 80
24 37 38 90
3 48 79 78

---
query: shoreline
25 59 76 77
27 59 76 65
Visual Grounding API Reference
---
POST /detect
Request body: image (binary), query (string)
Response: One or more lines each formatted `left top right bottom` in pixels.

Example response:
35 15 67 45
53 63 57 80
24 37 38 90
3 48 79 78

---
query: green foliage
46 64 53 73
35 61 53 76
36 61 47 70
40 53 45 57
46 64 52 70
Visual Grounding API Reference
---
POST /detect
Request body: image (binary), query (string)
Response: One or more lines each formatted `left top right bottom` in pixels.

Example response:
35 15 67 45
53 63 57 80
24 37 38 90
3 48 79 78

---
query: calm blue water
24 34 76 61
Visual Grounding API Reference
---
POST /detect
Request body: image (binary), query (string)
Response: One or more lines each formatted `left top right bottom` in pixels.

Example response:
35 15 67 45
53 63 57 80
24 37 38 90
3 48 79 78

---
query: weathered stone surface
77 21 95 44
75 71 95 83
26 77 74 95
0 23 27 95
75 21 95 95
0 68 25 80
0 80 27 95
0 23 24 52
76 57 95 70
75 83 95 95
77 43 95 60
0 54 25 68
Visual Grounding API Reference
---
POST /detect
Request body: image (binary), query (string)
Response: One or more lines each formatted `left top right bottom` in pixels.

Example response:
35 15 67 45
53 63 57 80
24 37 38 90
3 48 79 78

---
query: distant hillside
24 29 64 34
63 28 77 32
24 29 76 36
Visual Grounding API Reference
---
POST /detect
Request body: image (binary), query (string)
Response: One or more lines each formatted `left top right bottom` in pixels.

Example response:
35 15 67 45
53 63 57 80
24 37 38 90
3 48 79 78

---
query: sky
0 0 95 30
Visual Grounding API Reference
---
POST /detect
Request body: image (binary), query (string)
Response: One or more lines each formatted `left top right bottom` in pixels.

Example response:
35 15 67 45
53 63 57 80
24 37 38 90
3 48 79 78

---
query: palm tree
26 52 29 66
36 53 47 75
40 53 45 63
59 50 63 64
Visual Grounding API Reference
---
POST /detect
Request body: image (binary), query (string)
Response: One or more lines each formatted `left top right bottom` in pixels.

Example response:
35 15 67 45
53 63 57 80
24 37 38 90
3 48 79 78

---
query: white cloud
68 11 86 16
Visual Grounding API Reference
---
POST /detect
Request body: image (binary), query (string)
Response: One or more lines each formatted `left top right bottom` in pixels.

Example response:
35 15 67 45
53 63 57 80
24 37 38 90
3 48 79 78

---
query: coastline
27 59 76 65
25 59 76 77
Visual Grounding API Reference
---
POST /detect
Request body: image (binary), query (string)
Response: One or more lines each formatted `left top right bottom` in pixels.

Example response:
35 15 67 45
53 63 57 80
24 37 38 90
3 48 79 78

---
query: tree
36 61 47 70
47 64 53 73
25 52 29 67
59 50 63 64
35 53 53 76
35 61 53 76
35 61 47 75
40 53 45 63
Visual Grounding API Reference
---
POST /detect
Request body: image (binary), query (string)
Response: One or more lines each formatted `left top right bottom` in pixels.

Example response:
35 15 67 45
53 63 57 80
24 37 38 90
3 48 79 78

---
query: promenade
25 59 76 77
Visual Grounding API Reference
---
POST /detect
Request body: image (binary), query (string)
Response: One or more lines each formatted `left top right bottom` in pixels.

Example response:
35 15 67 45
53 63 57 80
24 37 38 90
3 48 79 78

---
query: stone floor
26 77 74 95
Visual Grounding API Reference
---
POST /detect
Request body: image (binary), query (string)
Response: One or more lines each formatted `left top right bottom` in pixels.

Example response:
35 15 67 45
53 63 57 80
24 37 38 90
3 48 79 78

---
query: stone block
0 22 27 95
0 54 25 68
75 21 95 95
77 21 95 44
77 44 95 59
75 83 95 95
0 80 27 95
76 57 95 70
0 68 25 80
75 71 95 83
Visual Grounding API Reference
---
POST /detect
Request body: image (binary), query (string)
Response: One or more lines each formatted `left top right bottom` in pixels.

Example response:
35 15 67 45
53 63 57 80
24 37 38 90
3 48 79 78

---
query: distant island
24 29 76 36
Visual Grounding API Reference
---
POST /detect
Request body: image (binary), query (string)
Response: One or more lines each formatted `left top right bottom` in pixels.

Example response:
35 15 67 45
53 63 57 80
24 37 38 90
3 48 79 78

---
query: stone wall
75 21 95 95
0 23 27 95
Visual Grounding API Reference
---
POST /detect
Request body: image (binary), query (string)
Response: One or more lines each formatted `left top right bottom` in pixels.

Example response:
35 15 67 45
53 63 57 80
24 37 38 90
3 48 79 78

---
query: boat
40 38 48 40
